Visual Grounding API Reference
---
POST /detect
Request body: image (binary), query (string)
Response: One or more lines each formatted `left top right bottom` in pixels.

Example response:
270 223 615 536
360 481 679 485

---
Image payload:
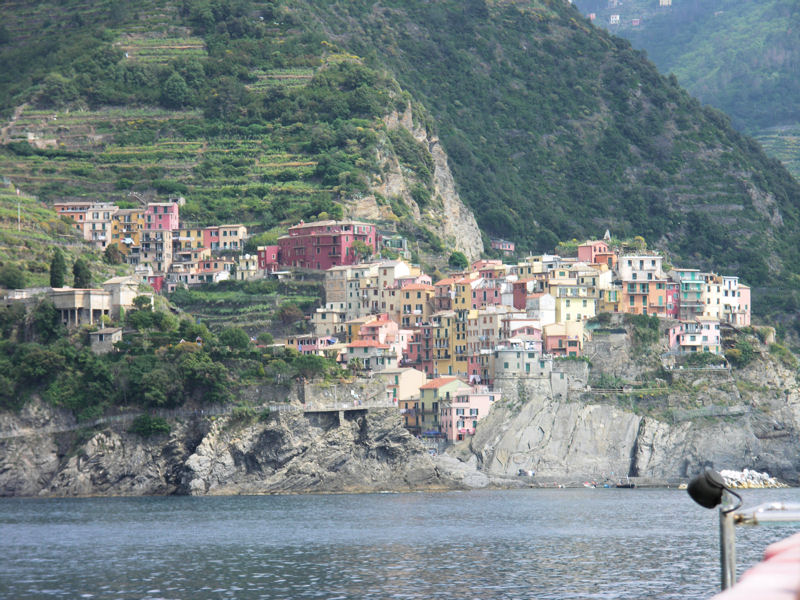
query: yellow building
551 284 597 323
598 286 622 313
400 283 435 327
110 208 146 255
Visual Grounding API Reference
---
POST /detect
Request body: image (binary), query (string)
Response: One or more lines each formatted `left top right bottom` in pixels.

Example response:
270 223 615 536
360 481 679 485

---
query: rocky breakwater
720 469 788 489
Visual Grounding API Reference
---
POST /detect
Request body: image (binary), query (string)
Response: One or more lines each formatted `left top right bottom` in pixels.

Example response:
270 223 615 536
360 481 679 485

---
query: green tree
50 248 67 287
132 295 152 311
0 264 26 289
0 303 26 339
31 299 63 342
275 302 304 325
72 258 92 288
348 357 363 375
129 414 171 437
265 358 292 385
351 240 373 262
257 332 274 345
294 353 328 380
161 72 191 109
448 251 469 270
37 73 79 108
219 326 251 350
103 243 123 265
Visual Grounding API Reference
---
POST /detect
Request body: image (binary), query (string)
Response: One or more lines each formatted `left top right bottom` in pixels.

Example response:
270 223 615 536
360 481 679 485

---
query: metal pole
720 508 736 590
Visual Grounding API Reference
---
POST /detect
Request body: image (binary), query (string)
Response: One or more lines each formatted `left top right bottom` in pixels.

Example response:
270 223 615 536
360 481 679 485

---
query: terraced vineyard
168 277 325 334
0 97 341 230
0 0 379 236
755 126 800 180
114 36 207 64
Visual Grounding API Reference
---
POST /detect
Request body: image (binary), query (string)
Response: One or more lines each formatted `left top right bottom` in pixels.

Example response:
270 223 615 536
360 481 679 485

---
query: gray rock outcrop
350 106 484 261
0 402 467 497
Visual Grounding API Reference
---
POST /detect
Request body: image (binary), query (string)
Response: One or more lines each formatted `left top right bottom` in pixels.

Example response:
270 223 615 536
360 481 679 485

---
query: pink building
202 225 247 251
257 245 280 272
490 239 515 255
359 314 399 345
543 323 583 357
667 318 722 355
735 285 751 326
467 353 493 385
472 278 505 309
578 240 617 269
278 220 377 270
433 277 457 311
439 385 500 442
665 282 680 319
403 324 435 377
145 203 179 231
286 333 338 356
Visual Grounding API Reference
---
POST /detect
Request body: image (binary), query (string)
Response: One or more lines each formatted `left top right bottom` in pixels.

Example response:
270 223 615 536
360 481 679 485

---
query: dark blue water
0 488 797 599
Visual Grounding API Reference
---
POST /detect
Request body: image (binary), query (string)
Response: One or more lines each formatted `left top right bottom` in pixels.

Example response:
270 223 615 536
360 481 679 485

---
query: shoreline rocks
720 468 788 489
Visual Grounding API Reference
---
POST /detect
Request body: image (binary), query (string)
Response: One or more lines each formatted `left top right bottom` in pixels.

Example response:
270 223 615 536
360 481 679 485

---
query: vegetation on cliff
0 293 341 420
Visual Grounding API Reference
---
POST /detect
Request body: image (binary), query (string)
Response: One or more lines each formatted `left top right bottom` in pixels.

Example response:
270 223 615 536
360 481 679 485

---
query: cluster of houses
54 198 254 292
281 222 751 441
37 208 752 443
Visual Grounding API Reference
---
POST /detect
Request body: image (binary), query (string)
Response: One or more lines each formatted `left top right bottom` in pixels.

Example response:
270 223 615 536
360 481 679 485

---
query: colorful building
374 367 427 404
439 385 499 442
667 317 721 355
144 202 180 232
543 321 585 357
409 377 468 434
278 220 378 270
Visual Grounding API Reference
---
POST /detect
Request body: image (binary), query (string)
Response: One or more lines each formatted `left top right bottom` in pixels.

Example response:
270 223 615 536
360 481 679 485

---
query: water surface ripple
1 488 797 599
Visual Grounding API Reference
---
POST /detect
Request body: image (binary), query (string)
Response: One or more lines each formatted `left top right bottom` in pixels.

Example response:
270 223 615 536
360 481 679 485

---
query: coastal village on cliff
8 197 752 445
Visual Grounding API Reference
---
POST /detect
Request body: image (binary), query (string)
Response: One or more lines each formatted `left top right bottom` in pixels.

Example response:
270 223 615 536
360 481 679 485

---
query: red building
278 220 378 270
577 240 617 268
403 324 435 377
666 282 680 319
257 245 280 272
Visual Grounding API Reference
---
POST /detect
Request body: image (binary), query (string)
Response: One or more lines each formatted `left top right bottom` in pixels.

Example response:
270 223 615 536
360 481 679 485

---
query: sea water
1 488 797 599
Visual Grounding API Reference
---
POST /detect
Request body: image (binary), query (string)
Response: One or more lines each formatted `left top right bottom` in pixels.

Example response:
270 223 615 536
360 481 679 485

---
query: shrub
684 352 725 367
0 263 26 289
769 343 798 369
726 339 755 367
128 414 171 437
448 251 468 269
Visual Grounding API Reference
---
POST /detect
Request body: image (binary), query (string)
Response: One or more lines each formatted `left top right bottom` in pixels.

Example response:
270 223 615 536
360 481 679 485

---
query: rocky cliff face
0 401 464 497
469 343 800 485
3 332 798 496
348 106 484 261
178 408 453 495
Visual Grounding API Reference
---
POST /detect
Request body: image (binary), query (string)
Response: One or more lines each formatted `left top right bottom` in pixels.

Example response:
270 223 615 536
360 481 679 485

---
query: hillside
2 1 800 321
574 0 800 177
0 0 482 263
